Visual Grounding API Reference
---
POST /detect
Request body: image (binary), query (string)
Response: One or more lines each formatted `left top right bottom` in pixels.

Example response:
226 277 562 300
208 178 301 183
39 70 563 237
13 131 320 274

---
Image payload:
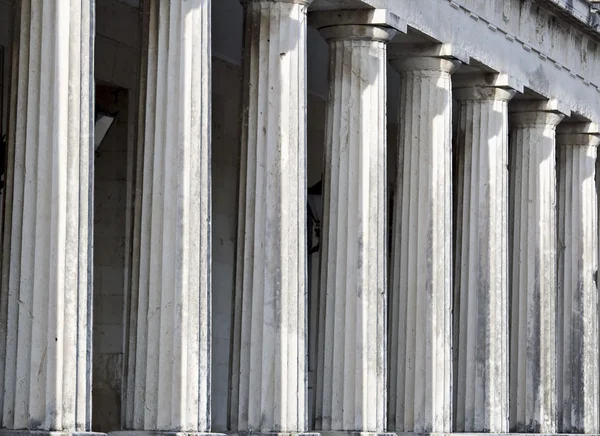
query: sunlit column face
310 18 397 435
452 83 514 433
0 0 94 432
556 132 600 434
508 106 564 434
123 0 213 432
230 1 311 433
387 55 459 434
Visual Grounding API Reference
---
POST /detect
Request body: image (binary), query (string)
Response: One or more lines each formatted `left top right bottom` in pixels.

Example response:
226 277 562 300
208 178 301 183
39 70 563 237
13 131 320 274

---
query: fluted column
452 76 516 433
508 100 566 433
0 1 94 434
388 53 460 434
309 12 400 436
229 1 314 435
556 125 600 434
122 1 217 434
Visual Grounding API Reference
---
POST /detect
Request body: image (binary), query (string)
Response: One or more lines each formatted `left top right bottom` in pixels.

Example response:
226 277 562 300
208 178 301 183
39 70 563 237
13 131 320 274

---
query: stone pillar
508 100 567 433
122 1 217 434
229 1 314 435
0 1 95 434
452 74 517 433
556 124 600 434
388 47 460 434
309 11 402 436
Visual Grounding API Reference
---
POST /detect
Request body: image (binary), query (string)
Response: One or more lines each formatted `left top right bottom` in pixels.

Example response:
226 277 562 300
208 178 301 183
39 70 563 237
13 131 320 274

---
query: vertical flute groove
230 1 309 432
125 0 212 431
556 133 599 434
453 86 514 433
388 57 458 434
509 109 564 433
314 26 394 434
0 0 94 432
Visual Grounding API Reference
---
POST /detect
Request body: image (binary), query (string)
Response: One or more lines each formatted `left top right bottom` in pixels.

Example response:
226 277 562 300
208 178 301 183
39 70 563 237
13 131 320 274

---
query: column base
109 432 225 436
0 431 106 436
231 433 320 436
396 433 600 436
320 432 395 436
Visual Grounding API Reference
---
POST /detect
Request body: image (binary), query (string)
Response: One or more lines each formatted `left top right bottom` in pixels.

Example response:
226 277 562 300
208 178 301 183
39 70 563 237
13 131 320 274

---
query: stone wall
93 0 140 431
93 85 130 432
211 57 241 431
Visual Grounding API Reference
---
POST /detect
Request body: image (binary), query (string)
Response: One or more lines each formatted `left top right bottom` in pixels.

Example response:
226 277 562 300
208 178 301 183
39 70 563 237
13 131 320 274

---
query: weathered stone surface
229 1 312 433
310 12 398 435
359 0 600 123
122 0 213 432
388 53 459 434
508 100 566 434
0 0 94 432
452 77 516 433
556 126 600 434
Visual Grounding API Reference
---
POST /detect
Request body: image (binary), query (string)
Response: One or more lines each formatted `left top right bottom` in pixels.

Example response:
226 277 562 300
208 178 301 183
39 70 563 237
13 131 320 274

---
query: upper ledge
360 0 600 122
542 0 600 33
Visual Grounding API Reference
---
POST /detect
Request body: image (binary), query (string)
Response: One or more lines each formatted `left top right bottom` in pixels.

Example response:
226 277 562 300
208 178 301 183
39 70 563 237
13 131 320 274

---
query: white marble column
388 51 460 434
310 11 400 436
229 1 314 435
508 100 566 433
122 1 217 434
0 1 95 434
452 75 516 433
556 125 600 434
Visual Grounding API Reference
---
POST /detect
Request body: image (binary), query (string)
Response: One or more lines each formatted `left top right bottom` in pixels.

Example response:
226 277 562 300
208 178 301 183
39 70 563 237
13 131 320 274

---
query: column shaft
556 132 600 433
230 1 311 433
509 106 564 433
453 86 514 433
0 0 94 433
313 25 395 435
388 57 458 433
124 0 213 432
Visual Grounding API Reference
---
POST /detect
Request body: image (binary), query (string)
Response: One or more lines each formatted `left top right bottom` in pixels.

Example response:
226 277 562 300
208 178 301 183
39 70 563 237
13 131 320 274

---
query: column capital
556 123 600 147
556 133 600 147
454 86 516 102
390 57 461 74
453 73 521 101
389 44 465 74
309 9 405 42
509 99 570 128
